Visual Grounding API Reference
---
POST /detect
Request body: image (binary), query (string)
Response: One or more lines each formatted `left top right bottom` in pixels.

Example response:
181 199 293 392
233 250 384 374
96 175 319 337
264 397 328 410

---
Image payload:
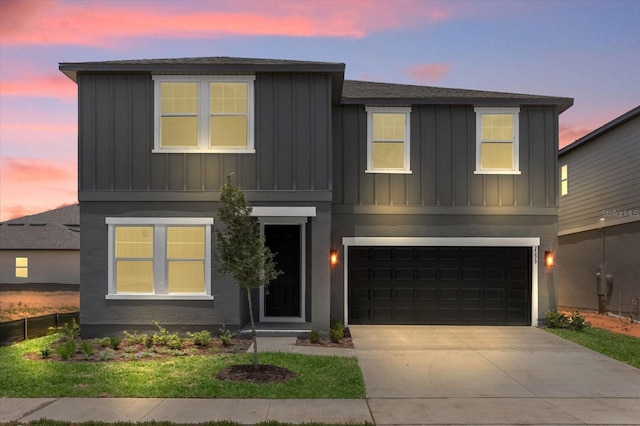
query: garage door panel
373 248 392 260
348 246 532 325
439 268 459 280
372 268 392 280
463 268 483 280
395 288 415 300
417 268 437 280
462 288 482 301
372 288 392 301
372 307 393 320
417 288 437 300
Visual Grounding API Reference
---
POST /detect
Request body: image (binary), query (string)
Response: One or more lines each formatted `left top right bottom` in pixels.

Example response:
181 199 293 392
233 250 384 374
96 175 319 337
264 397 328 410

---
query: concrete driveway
351 325 640 425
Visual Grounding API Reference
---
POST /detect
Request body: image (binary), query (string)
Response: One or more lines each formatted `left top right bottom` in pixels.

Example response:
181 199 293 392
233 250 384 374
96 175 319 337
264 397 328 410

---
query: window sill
152 148 255 154
365 169 412 175
474 170 521 175
106 294 214 300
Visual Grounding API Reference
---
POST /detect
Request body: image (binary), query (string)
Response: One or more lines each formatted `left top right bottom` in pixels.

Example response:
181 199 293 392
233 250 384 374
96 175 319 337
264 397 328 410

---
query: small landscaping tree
215 174 281 369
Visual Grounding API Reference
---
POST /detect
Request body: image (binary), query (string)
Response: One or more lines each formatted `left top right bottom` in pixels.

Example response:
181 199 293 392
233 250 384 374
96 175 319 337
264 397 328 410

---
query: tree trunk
247 288 258 370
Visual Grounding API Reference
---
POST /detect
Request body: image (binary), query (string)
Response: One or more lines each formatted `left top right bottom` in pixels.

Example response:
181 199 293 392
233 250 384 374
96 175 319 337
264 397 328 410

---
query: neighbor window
106 218 213 299
15 257 28 278
153 76 255 153
366 107 411 173
474 107 520 174
561 164 568 196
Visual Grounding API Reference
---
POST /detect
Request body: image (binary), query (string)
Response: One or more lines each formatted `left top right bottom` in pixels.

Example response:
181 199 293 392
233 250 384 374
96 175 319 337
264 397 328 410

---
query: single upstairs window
474 107 520 174
366 107 412 174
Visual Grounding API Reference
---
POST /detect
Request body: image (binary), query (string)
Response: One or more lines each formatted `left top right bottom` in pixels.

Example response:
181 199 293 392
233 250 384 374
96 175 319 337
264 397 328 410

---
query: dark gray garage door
348 246 532 325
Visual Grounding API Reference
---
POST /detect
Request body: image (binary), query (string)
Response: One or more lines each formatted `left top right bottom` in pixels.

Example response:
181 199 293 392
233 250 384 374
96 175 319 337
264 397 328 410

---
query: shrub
55 339 77 360
568 311 588 330
187 330 212 346
546 311 570 329
40 346 51 359
48 318 80 340
99 337 112 347
546 310 590 330
308 330 321 344
123 330 148 345
151 321 183 349
329 321 344 343
109 336 121 350
219 326 235 346
81 340 94 359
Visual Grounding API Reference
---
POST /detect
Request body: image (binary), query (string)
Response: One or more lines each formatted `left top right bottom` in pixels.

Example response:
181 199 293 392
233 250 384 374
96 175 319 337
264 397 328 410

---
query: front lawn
0 335 365 398
545 326 640 369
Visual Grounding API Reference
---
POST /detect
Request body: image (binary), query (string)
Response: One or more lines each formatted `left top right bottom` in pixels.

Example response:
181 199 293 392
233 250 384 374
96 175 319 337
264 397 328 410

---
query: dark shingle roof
59 56 346 82
0 205 79 250
342 80 573 113
59 56 572 112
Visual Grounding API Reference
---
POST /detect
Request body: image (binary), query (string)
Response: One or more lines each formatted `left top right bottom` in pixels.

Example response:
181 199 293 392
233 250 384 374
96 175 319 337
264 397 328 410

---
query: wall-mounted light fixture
330 250 339 266
545 250 554 267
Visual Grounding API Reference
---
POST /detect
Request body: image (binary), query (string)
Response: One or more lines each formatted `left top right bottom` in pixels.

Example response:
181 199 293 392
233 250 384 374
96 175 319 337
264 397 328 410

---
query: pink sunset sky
1 0 639 221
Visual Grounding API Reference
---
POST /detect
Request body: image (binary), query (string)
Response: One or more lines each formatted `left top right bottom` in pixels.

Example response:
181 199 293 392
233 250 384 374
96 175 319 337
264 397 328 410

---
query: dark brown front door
349 246 532 325
264 225 301 317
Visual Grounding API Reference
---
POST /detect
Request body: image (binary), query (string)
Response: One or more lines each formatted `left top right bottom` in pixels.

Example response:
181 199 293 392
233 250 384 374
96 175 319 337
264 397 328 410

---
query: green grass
546 326 640 368
0 335 365 398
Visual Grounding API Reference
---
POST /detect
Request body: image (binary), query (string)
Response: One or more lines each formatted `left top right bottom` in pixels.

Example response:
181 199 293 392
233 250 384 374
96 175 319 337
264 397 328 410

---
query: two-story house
59 57 572 337
557 106 640 317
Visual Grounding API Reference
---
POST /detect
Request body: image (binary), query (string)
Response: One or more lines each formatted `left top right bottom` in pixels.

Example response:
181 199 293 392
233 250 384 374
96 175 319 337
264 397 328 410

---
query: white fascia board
250 207 316 217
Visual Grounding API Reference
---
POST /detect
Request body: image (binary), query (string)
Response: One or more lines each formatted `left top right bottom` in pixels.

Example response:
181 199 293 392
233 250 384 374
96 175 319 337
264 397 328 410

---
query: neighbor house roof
559 105 640 155
0 204 79 250
342 80 573 113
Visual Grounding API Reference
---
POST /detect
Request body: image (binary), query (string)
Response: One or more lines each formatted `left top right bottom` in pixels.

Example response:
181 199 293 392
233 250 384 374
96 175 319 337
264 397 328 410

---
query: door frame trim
258 218 307 323
342 237 540 327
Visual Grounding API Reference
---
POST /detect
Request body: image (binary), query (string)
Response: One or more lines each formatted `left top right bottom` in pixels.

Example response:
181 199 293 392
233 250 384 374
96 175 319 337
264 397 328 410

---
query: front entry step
239 322 312 337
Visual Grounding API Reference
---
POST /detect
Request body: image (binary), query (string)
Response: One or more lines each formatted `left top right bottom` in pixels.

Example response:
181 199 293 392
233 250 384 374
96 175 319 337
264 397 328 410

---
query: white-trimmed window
15 257 28 278
106 218 213 299
366 107 412 174
153 75 255 153
560 164 568 196
474 107 520 174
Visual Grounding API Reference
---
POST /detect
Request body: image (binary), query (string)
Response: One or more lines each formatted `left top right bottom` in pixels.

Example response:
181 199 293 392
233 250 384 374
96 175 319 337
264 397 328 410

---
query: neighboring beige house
0 205 79 286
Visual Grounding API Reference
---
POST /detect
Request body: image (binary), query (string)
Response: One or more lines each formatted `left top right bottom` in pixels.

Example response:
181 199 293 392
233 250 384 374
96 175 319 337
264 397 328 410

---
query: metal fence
0 312 79 346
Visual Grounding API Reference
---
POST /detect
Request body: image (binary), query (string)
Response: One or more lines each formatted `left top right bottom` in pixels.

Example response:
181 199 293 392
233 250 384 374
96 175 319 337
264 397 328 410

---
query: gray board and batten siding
333 104 561 213
75 72 334 203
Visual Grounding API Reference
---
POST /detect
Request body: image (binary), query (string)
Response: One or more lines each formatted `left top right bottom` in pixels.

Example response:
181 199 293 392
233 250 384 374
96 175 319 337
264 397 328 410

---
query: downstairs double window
106 218 213 299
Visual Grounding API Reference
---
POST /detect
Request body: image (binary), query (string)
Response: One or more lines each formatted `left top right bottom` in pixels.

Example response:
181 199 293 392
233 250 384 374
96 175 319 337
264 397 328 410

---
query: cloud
0 157 77 221
406 63 452 83
1 0 455 47
0 74 76 100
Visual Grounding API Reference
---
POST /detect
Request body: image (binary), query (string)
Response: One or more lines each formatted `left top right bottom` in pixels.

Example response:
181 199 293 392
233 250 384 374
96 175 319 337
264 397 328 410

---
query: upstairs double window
153 76 255 153
475 107 520 174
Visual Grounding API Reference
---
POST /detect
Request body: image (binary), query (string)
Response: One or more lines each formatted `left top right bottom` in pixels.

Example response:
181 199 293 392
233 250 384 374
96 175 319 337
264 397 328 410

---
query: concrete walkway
2 329 640 425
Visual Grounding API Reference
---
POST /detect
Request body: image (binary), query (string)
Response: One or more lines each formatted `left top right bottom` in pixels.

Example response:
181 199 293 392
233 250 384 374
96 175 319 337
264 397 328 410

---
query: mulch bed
295 328 354 348
216 364 297 383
